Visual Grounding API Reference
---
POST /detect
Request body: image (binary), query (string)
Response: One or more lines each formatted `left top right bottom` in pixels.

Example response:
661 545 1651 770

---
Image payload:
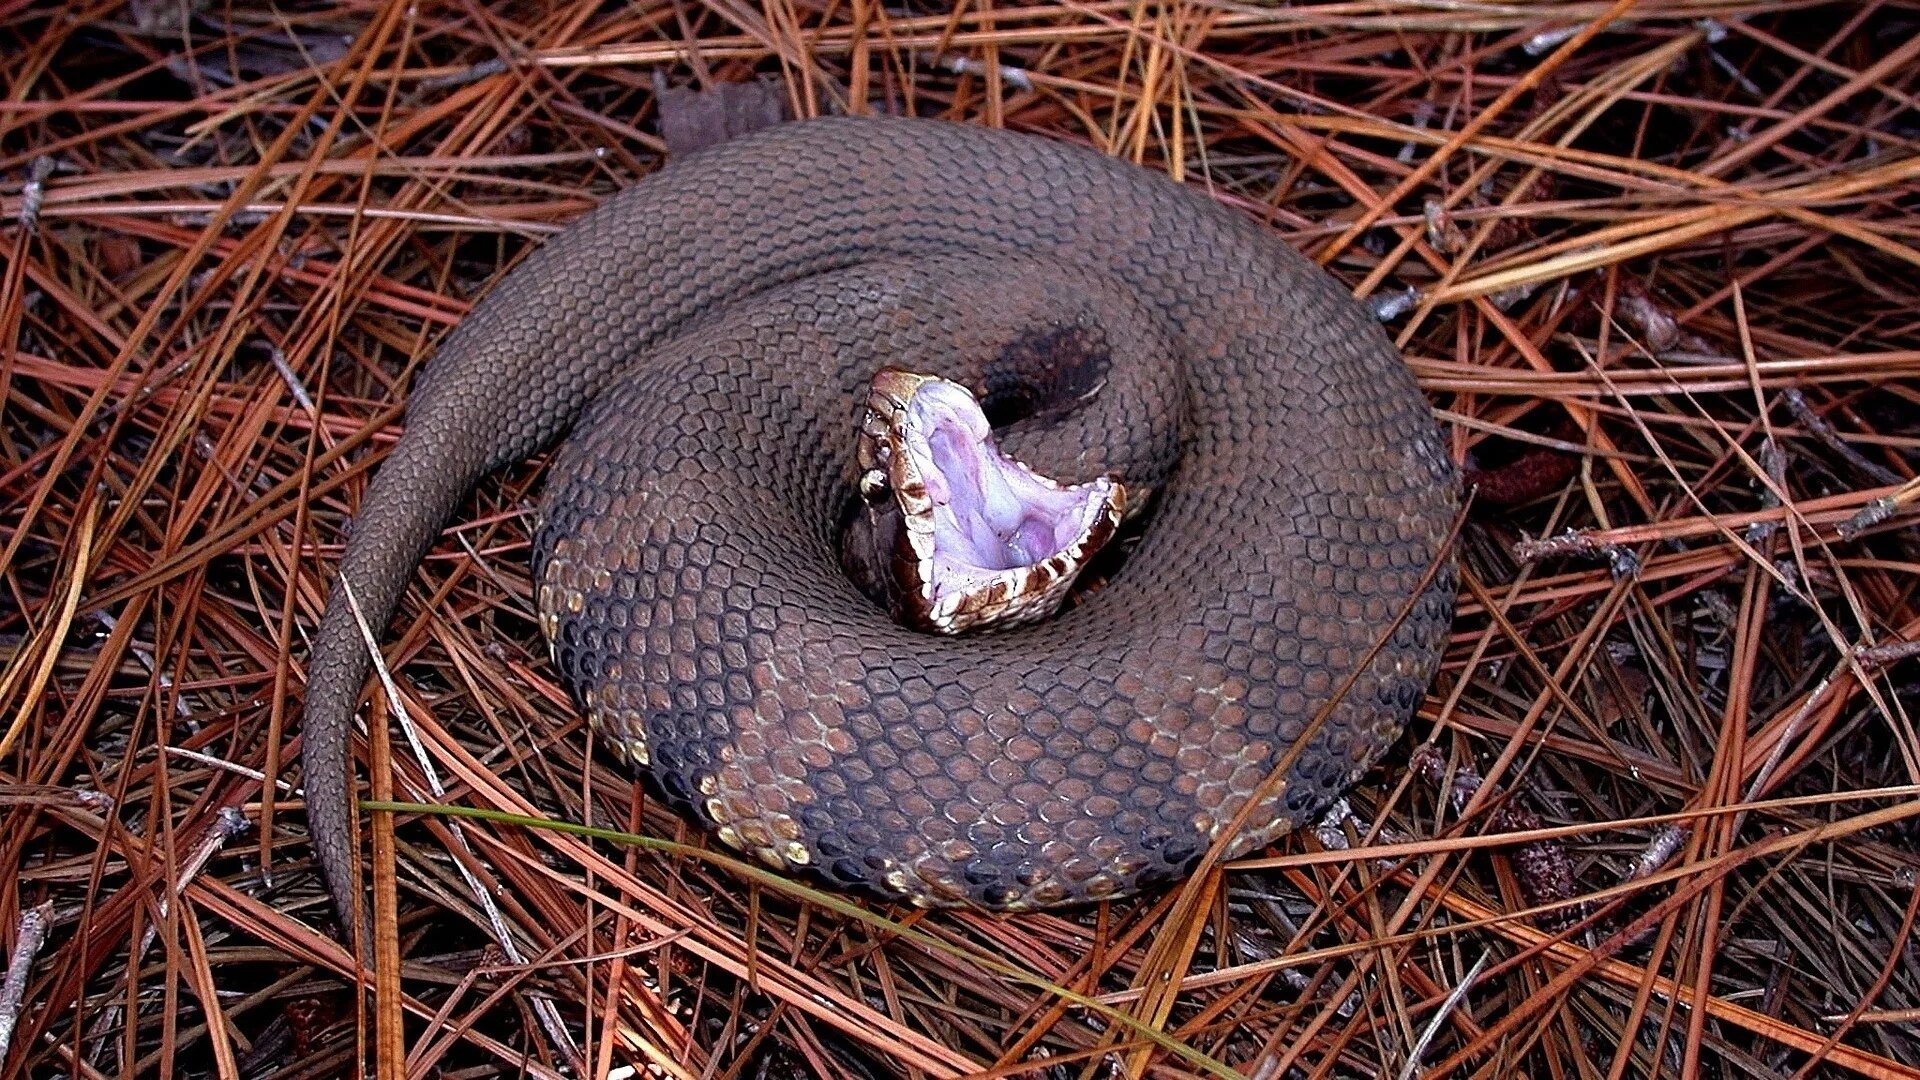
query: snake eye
857 368 1124 635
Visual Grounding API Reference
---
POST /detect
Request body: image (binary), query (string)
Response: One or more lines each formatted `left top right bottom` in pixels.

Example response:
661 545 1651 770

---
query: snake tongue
857 368 1125 635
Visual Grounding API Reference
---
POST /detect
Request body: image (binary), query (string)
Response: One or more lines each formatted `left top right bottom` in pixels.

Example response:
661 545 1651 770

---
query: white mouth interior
901 380 1117 608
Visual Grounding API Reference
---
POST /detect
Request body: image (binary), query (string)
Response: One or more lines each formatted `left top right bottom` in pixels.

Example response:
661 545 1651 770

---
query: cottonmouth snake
303 116 1458 924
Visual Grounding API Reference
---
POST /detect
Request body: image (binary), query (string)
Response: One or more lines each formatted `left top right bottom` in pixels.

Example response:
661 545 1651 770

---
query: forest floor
2 2 1918 1077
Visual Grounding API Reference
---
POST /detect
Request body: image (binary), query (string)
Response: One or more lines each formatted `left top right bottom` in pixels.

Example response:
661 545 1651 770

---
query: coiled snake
302 116 1457 925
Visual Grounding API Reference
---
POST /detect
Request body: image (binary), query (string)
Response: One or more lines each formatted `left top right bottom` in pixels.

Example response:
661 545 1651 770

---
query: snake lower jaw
852 368 1125 635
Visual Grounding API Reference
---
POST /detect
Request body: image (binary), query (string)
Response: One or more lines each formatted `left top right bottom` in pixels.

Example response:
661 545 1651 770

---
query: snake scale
302 116 1458 926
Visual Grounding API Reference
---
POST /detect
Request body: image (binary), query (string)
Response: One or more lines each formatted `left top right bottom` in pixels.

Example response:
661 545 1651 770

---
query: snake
302 115 1458 926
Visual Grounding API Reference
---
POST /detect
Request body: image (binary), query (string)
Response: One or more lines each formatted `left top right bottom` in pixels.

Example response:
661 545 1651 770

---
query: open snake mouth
856 369 1125 634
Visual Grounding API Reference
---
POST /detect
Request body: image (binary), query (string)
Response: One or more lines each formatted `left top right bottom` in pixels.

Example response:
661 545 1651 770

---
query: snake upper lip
857 368 1125 635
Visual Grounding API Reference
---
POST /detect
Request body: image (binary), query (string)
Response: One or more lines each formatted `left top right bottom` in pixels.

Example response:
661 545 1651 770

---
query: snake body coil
303 116 1457 920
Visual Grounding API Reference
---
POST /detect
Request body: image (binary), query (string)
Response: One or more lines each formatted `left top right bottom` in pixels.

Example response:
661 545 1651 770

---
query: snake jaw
856 368 1125 635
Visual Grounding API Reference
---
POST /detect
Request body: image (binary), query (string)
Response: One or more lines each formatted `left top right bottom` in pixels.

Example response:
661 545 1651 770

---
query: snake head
853 368 1125 635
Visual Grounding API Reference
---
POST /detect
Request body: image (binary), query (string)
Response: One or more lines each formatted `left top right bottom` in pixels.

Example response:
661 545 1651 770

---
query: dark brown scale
302 117 1458 921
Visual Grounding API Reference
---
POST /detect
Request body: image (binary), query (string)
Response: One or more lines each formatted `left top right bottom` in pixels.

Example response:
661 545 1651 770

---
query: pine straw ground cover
2 1 1919 1077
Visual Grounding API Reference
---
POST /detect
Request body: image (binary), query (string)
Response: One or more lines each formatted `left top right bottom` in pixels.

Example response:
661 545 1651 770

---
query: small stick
1512 530 1641 578
14 156 53 230
1855 639 1920 669
0 901 54 1061
1840 478 1920 539
1782 388 1903 487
